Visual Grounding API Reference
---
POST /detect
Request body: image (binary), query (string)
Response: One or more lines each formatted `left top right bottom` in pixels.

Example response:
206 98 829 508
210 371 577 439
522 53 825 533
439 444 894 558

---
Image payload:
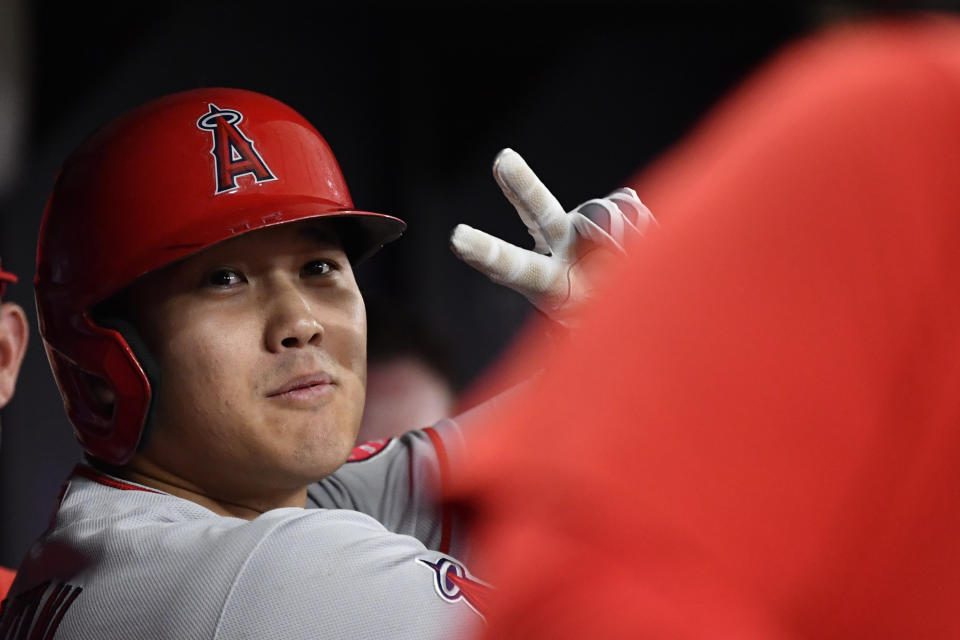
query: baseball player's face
124 221 366 506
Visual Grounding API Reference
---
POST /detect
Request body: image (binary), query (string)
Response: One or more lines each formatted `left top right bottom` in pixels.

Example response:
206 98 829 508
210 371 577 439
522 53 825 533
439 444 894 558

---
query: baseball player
0 88 652 639
0 261 28 599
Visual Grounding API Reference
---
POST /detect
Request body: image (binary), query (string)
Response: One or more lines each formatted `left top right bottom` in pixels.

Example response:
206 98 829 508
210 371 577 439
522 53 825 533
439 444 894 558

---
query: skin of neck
118 456 310 520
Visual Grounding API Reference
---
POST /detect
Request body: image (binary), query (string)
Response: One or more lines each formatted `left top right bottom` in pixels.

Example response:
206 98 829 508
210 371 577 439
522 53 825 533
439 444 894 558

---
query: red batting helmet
35 88 405 465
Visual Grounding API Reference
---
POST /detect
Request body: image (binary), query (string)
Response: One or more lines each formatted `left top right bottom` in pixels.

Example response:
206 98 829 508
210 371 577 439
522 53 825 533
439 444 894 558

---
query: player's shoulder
215 509 487 639
246 504 406 554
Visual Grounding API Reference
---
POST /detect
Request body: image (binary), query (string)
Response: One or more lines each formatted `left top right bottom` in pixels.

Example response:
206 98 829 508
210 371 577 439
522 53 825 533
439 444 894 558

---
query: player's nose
263 282 324 352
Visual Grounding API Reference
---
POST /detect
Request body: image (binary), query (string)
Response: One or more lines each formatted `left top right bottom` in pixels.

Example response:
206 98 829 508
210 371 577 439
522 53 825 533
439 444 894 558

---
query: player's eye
205 268 246 288
300 259 339 278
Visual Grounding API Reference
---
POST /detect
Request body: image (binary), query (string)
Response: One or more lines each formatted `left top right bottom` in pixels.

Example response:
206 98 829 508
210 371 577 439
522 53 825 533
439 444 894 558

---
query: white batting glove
450 148 656 327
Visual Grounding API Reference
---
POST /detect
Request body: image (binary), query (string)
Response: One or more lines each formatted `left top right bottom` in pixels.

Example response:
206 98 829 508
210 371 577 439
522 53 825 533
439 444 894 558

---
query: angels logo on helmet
196 103 276 194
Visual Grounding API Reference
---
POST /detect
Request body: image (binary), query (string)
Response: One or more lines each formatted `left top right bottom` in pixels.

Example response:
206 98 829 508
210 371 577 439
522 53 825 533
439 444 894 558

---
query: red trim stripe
448 572 494 617
423 427 453 555
72 464 162 494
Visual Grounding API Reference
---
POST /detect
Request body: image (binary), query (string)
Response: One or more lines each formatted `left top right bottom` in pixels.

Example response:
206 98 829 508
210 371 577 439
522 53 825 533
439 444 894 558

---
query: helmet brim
322 211 406 265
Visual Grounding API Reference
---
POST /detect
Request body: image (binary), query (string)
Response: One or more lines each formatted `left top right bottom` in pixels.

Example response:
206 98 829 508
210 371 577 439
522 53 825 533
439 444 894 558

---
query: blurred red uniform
0 569 13 600
456 16 960 639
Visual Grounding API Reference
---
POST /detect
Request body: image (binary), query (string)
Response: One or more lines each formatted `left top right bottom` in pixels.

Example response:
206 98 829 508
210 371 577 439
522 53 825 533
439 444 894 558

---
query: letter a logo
196 103 276 194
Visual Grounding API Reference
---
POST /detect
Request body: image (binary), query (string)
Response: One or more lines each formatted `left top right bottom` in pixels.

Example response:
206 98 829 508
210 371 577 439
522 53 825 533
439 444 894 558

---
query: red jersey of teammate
457 16 960 639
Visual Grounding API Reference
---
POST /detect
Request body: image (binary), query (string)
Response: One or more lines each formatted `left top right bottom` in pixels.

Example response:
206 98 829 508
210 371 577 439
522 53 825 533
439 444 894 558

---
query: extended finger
450 224 565 299
493 149 570 253
491 149 547 252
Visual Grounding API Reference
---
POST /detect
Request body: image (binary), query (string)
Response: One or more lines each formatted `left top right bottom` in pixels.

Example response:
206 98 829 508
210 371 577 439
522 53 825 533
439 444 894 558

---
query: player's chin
284 423 359 481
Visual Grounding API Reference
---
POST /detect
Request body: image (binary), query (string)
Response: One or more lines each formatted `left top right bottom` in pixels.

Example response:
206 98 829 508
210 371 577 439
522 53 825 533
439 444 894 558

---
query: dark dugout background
0 0 939 567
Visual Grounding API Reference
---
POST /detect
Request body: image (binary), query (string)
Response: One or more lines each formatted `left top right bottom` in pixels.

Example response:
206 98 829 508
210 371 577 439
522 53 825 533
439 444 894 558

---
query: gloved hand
450 148 656 327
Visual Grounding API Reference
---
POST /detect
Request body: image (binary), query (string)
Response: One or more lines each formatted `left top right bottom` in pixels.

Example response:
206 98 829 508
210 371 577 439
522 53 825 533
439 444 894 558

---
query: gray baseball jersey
307 418 468 559
0 420 486 640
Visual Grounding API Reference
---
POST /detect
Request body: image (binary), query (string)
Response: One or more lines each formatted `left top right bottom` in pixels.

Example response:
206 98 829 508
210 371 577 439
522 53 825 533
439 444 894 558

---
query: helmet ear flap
95 314 163 458
43 315 153 466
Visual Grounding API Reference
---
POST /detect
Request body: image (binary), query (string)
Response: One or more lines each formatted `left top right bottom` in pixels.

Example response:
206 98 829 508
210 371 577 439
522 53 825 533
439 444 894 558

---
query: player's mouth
266 373 334 403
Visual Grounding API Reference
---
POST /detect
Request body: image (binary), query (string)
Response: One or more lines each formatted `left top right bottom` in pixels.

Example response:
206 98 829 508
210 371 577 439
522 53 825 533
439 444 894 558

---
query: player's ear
0 302 28 408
